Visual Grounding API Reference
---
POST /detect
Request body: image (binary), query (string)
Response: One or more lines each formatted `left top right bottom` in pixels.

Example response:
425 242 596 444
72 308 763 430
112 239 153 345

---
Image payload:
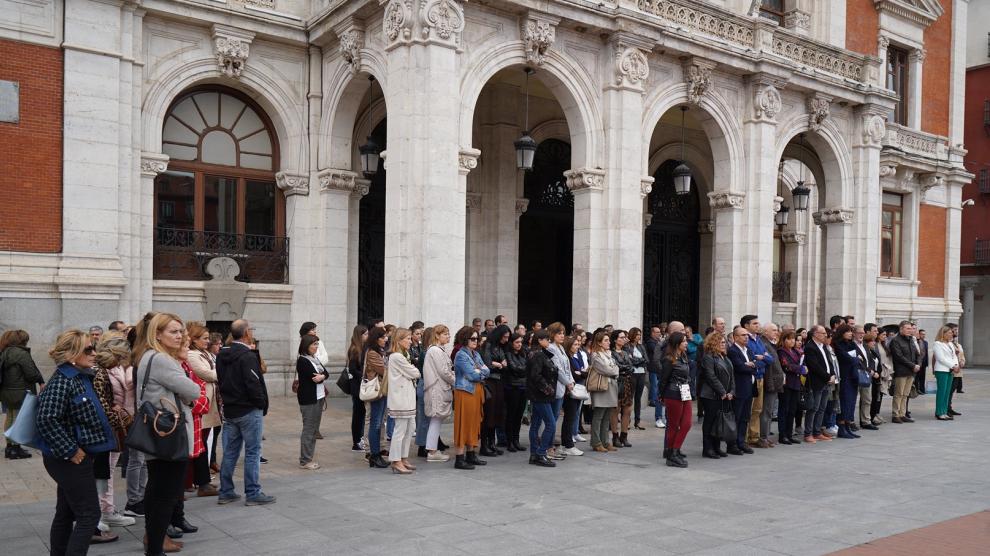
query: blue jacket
36 364 115 459
454 348 490 394
746 334 774 379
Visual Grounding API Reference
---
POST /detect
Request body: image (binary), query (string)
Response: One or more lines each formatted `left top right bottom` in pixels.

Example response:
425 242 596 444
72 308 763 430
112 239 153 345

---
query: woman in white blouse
931 325 959 421
422 325 455 462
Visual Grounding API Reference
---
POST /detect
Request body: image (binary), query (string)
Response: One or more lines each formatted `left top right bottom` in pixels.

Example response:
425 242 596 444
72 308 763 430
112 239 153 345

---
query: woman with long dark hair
610 330 634 448
363 326 390 469
503 333 529 452
626 328 649 430
776 331 806 445
479 324 511 457
296 335 329 470
346 325 369 453
658 332 692 468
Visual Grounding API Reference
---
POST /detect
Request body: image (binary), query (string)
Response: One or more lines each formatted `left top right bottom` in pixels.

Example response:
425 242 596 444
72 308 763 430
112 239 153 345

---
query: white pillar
709 190 748 321
317 169 363 353
382 3 467 327
138 153 169 313
960 281 975 359
568 168 607 326
853 105 886 321
815 208 856 318
908 49 925 130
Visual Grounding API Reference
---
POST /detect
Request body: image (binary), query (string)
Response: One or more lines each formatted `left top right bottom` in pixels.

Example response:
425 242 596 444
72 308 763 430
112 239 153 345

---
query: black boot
437 438 449 452
3 446 13 459
465 451 487 466
369 454 389 468
493 440 504 456
454 454 474 470
479 438 497 457
506 437 518 453
675 449 688 467
612 433 621 448
619 433 632 448
512 439 527 451
417 446 428 458
12 446 32 459
662 448 671 460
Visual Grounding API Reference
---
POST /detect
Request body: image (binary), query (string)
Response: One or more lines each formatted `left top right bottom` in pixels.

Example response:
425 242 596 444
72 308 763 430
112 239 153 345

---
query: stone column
277 172 314 355
601 34 650 326
814 208 856 317
317 169 362 352
908 49 925 130
138 153 169 314
465 191 483 320
697 219 714 329
852 105 886 321
960 281 975 359
944 174 966 314
568 168 607 326
708 191 748 321
381 0 466 327
781 231 809 324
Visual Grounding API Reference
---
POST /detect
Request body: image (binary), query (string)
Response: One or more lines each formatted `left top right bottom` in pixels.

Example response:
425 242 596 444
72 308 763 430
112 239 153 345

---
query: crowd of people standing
0 310 970 555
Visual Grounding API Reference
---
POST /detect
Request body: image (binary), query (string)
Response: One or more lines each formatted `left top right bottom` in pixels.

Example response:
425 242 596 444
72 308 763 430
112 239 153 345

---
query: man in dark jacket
802 325 837 441
216 319 275 506
525 331 558 467
726 326 756 454
888 320 919 423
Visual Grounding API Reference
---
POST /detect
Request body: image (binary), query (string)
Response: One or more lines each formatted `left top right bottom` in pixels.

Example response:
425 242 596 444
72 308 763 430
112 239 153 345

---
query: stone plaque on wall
0 80 19 124
234 0 275 8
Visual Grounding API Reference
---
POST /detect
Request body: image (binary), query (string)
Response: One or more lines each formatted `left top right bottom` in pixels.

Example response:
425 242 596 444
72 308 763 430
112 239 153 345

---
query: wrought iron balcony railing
154 227 289 284
772 270 792 303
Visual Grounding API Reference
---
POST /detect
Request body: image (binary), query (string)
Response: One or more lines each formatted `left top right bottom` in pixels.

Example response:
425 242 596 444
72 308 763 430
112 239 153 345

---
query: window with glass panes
759 0 784 25
886 46 909 125
880 193 903 277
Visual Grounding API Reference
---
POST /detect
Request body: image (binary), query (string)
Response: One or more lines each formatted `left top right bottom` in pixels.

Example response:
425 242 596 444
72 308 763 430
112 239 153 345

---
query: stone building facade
0 0 970 391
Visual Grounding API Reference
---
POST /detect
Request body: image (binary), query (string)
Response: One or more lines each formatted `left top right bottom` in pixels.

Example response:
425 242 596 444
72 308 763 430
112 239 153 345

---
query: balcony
772 271 791 303
976 240 990 267
882 123 950 160
154 227 289 284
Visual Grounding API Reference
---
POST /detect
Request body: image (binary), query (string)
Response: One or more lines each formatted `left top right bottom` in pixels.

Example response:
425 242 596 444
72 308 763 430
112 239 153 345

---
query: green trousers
935 371 953 417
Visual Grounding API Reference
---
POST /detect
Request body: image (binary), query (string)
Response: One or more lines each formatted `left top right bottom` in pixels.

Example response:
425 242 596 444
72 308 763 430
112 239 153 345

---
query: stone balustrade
883 123 949 159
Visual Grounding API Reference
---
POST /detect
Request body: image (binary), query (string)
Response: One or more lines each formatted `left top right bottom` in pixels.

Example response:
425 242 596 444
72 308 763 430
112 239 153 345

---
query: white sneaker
655 419 666 428
426 451 450 462
574 434 586 442
562 447 584 456
358 438 368 450
101 511 135 527
97 520 110 532
826 426 839 436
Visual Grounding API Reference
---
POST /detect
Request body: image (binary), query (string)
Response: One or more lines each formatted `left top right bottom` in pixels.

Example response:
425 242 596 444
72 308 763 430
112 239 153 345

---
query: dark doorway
518 139 573 327
643 160 701 330
357 120 386 327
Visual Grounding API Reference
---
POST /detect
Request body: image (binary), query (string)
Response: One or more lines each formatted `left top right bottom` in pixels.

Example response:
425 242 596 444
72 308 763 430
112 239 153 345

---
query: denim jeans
528 402 556 456
368 398 387 455
803 387 828 436
125 447 147 506
220 408 264 499
824 398 837 428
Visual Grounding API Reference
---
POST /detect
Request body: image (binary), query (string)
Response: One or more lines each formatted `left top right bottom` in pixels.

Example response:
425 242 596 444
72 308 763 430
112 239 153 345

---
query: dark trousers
481 378 505 446
732 392 753 448
504 386 527 443
350 394 365 446
839 377 858 423
145 459 187 554
44 455 100 556
209 426 221 467
914 369 927 393
191 445 210 487
778 388 799 440
700 397 723 453
561 396 581 448
632 373 646 424
870 381 884 419
953 375 963 393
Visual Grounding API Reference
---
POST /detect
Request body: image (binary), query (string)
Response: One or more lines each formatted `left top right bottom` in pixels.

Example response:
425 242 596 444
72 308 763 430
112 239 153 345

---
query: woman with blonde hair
36 329 116 555
422 325 455 462
588 330 619 452
134 313 203 556
932 325 959 421
185 321 222 491
386 328 420 474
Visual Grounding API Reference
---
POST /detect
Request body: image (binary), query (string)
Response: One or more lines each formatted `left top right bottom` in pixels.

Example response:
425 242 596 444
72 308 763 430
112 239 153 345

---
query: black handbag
713 400 737 444
124 353 189 461
336 367 352 396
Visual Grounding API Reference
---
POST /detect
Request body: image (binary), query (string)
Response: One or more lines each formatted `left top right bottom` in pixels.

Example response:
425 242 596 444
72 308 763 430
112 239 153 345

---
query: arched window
155 87 286 283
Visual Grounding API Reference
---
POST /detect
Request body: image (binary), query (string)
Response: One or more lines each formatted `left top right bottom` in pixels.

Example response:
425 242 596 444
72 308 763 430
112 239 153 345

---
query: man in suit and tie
726 326 756 455
803 325 837 443
888 320 920 423
853 326 880 430
914 328 929 395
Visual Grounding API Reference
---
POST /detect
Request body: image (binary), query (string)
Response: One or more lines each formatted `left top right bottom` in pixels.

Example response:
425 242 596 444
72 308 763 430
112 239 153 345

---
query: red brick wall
917 204 947 297
845 0 880 56
921 0 952 137
0 39 62 253
961 65 990 275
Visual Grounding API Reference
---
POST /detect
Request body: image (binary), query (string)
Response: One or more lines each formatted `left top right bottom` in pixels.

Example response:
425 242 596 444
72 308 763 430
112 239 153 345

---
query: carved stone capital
335 21 365 74
459 147 481 176
707 190 746 211
212 25 254 79
683 57 716 105
317 168 359 194
140 152 169 178
466 192 481 212
751 76 783 123
383 0 465 49
515 198 529 216
879 162 899 178
698 219 715 234
521 12 559 66
781 231 807 245
918 172 943 201
613 42 650 89
783 9 810 34
640 176 655 198
806 93 832 132
878 35 890 51
353 178 371 198
813 207 854 226
861 112 887 147
910 48 927 64
563 168 606 192
275 172 309 197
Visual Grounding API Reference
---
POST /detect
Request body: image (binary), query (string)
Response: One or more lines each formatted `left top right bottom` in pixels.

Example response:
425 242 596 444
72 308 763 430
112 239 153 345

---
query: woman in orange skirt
452 326 490 470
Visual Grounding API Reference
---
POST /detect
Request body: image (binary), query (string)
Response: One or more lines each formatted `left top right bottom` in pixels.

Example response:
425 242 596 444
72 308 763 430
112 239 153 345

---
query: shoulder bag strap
135 352 158 415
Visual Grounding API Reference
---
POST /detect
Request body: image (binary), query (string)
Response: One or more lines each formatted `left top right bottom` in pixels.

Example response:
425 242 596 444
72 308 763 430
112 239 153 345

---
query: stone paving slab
2 370 988 555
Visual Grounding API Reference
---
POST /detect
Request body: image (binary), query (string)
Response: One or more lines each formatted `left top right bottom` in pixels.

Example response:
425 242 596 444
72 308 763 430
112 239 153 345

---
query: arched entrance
643 160 700 328
357 119 386 326
518 139 573 326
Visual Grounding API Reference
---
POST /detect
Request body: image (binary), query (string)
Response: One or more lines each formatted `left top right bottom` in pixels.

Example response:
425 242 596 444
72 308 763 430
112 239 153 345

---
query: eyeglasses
83 346 95 355
469 337 479 341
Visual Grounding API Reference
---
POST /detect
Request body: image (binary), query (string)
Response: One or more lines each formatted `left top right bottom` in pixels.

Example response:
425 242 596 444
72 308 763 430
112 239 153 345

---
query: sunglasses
469 337 479 341
83 346 95 355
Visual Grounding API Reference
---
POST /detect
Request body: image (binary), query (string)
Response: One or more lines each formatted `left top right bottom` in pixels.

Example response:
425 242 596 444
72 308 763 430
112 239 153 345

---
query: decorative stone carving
614 45 650 88
212 25 254 79
338 28 365 74
640 176 655 198
521 13 558 66
707 191 746 211
862 113 887 147
918 172 943 200
683 58 715 105
752 79 782 122
515 198 529 216
771 35 865 83
466 192 481 212
459 148 481 176
563 168 606 192
878 35 890 51
353 178 371 198
140 153 169 177
206 257 240 282
422 0 465 42
806 93 832 132
383 0 411 42
772 195 784 215
781 231 807 245
638 0 755 48
883 124 947 158
813 208 854 226
697 219 715 234
783 9 811 33
910 48 927 64
874 0 944 28
275 172 309 197
204 256 247 321
643 213 653 230
317 168 359 193
879 162 898 178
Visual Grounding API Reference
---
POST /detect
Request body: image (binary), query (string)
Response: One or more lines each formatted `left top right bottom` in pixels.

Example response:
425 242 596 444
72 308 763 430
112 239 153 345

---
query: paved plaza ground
2 370 988 555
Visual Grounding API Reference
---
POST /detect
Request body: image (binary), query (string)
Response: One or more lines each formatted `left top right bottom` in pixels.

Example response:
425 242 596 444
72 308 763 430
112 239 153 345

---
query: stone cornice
275 172 309 197
563 168 606 192
459 148 481 176
813 207 854 226
707 190 745 211
140 152 169 177
317 168 360 194
874 0 944 29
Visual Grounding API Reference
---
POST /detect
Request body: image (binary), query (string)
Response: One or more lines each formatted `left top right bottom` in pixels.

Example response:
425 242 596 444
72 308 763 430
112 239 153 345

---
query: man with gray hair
758 323 784 448
88 326 104 347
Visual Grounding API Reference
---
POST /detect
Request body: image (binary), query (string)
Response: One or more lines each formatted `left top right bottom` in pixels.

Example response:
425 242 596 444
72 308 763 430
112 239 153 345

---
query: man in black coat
802 325 837 441
726 326 756 454
888 321 920 423
216 319 274 506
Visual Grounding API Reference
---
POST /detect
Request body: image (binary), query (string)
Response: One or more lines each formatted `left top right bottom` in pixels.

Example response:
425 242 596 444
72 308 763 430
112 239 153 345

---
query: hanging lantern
675 106 692 195
775 204 791 227
515 68 537 171
791 181 811 211
359 76 381 177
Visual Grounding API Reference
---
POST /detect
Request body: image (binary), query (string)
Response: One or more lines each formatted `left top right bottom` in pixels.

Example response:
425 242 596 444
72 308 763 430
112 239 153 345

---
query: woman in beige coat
387 329 421 474
422 325 455 462
588 330 619 452
186 322 222 488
